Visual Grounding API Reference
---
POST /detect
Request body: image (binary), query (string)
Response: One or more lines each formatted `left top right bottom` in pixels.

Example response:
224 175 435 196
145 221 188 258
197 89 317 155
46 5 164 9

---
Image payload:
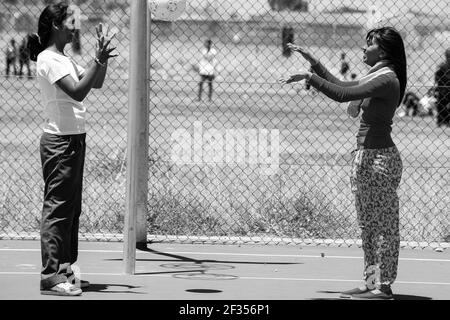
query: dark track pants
39 133 86 289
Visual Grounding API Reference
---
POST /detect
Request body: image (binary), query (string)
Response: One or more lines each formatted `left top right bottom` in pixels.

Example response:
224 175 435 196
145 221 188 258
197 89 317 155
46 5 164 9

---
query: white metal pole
135 0 151 247
124 0 148 274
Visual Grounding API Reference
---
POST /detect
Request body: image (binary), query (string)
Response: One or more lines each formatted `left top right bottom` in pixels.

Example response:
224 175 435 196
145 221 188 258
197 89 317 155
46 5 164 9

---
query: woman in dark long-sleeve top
280 27 407 300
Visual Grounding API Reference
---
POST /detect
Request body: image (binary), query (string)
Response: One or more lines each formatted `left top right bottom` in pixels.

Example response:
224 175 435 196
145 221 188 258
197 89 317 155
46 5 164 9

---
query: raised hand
286 43 318 65
95 23 118 64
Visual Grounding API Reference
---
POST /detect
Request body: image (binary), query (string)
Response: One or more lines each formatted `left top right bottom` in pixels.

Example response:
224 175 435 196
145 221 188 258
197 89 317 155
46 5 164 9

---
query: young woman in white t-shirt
28 2 117 296
197 39 217 102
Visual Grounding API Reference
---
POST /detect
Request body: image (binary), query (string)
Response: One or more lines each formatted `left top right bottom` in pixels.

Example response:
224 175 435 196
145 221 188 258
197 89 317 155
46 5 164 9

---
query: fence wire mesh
0 0 449 248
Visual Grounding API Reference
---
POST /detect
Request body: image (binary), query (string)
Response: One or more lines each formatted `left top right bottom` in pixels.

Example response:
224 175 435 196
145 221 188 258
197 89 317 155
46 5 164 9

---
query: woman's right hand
95 23 118 64
278 71 312 84
286 43 318 66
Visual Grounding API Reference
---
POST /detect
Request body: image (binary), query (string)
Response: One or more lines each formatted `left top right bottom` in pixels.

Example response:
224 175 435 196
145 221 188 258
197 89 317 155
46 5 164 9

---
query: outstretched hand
95 23 118 64
278 71 311 84
286 43 318 65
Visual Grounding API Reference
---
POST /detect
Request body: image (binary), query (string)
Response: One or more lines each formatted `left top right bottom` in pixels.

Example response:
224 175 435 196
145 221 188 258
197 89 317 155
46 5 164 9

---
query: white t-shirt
198 48 217 76
37 49 86 135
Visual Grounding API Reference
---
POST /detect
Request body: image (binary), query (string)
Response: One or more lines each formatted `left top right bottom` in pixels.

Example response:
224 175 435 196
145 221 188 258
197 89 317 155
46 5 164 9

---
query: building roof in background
308 0 449 17
185 0 271 20
180 1 449 30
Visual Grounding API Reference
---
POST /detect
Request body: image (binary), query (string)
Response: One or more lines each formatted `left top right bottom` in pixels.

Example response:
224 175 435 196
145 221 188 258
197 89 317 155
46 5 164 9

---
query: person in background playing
198 39 217 102
281 26 407 300
5 38 18 76
19 34 32 78
28 1 117 296
419 88 437 117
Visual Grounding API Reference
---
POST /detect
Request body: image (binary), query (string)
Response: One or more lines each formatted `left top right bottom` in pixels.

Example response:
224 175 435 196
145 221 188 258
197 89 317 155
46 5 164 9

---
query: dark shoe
41 282 82 296
352 287 393 300
340 285 369 299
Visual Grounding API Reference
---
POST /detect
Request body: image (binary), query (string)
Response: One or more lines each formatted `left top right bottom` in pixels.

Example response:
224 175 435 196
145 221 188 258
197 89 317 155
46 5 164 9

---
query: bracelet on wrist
94 57 106 67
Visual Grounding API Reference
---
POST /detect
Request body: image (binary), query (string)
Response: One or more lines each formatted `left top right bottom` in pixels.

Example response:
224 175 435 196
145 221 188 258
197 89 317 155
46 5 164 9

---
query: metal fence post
124 0 148 275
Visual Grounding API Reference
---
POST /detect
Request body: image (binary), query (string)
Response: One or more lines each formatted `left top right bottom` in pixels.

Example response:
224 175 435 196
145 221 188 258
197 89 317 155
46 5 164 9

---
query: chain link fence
0 0 448 248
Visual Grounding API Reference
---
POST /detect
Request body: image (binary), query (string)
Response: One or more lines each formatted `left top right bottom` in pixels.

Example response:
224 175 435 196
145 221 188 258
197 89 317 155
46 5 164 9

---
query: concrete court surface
0 240 449 301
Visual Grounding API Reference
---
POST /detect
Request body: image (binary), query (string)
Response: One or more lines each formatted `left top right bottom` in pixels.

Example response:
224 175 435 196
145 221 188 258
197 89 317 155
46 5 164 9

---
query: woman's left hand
278 71 311 84
95 23 118 64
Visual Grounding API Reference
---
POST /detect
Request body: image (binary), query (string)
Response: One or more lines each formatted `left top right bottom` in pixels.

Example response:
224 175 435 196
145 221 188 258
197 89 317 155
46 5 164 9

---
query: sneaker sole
40 289 82 296
339 290 369 299
350 295 393 300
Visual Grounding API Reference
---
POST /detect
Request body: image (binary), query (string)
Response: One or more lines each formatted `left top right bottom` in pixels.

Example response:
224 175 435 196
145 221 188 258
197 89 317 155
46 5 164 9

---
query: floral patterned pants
351 146 403 287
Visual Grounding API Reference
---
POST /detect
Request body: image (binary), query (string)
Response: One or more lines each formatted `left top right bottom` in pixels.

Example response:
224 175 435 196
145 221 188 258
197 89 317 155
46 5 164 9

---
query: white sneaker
41 281 82 296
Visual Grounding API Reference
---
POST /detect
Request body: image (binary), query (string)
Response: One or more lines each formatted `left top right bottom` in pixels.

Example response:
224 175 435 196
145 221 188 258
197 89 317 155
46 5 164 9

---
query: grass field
0 29 449 245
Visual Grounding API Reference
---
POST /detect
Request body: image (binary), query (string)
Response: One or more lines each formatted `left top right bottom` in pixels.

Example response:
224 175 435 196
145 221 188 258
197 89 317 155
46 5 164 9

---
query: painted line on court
0 272 449 286
155 251 450 263
240 277 450 286
1 248 449 262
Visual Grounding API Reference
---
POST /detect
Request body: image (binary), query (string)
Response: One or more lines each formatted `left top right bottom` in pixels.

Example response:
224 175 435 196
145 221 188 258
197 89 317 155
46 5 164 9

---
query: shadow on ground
312 291 432 300
105 243 301 266
82 283 145 295
392 294 432 300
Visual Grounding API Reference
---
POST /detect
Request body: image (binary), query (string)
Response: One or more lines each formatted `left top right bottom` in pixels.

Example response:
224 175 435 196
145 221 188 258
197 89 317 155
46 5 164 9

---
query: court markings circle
174 273 238 281
160 262 234 271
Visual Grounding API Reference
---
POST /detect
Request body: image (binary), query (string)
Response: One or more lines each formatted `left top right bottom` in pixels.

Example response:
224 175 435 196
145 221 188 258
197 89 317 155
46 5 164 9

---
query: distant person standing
340 52 350 80
282 26 294 58
198 39 217 102
5 38 18 76
434 48 450 127
419 88 437 117
18 34 32 78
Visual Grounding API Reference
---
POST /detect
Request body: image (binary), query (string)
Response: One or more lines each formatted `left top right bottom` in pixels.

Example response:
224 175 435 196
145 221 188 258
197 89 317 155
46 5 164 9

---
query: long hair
28 2 69 61
366 27 407 107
